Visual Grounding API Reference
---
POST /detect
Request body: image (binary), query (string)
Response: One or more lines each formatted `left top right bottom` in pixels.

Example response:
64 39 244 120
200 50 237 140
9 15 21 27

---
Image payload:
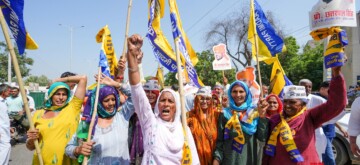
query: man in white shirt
299 79 328 162
299 79 345 163
0 84 11 164
349 97 360 157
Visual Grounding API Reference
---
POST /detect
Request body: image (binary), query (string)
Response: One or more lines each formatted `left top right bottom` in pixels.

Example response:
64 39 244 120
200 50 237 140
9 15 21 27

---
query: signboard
309 0 357 30
212 44 232 70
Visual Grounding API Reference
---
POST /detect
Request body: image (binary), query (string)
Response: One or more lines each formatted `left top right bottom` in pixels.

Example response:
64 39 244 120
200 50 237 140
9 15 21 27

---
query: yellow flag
156 66 165 89
268 59 292 95
247 0 285 62
25 33 38 50
96 25 118 77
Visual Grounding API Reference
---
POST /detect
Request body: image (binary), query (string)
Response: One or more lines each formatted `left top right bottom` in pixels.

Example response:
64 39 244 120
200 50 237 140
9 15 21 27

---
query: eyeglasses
200 97 212 102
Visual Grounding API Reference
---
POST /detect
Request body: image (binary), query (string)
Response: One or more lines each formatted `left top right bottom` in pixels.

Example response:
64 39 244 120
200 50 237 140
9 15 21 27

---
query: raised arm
127 34 155 128
309 67 347 127
53 75 87 100
127 34 143 86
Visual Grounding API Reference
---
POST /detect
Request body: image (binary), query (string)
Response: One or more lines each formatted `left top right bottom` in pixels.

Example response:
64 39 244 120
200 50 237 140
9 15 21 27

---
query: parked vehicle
333 111 360 165
8 111 29 145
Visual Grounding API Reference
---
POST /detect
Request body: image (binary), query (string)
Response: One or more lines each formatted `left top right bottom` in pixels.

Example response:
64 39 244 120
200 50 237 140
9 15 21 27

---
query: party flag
169 0 204 87
0 0 38 55
147 0 178 73
96 25 118 77
156 66 165 89
268 59 293 97
248 0 284 61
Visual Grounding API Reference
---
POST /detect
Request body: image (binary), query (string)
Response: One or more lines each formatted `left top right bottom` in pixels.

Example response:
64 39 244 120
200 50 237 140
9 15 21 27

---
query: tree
25 75 51 86
205 6 284 72
286 42 324 90
164 50 236 87
0 41 34 82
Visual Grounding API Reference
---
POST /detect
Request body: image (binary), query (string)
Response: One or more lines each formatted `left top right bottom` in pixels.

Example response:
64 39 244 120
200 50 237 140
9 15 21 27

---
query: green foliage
25 75 51 86
164 50 236 87
260 38 324 90
0 41 33 82
286 43 324 90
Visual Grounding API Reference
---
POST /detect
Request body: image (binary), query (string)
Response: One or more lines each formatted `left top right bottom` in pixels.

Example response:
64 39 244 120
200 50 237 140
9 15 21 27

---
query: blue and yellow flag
248 0 284 61
169 0 204 87
0 0 38 55
310 27 348 69
96 25 118 78
147 0 178 73
268 58 292 97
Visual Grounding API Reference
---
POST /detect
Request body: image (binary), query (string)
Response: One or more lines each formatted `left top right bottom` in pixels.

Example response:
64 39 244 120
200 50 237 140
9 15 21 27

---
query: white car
333 111 360 164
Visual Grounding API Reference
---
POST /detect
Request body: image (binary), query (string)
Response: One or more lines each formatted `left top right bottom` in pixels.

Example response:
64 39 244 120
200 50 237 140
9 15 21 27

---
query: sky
2 0 359 84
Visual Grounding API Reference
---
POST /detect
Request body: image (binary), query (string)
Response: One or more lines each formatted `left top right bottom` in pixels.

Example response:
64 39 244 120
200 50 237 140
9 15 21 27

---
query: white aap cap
283 85 308 100
143 79 160 91
196 86 212 97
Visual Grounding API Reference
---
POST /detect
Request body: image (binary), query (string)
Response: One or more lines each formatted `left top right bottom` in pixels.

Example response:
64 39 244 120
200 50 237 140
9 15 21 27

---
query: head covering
143 79 160 91
144 79 160 109
283 85 307 100
154 89 181 126
213 83 224 90
83 85 120 121
196 86 212 97
153 88 186 158
227 81 255 111
223 80 258 136
265 94 283 117
44 82 71 111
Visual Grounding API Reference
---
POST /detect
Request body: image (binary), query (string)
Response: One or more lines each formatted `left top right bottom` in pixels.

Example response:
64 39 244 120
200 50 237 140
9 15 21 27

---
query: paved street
9 143 33 165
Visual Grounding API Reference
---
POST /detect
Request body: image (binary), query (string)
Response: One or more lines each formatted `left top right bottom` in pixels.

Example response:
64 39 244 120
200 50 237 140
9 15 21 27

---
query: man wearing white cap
263 66 347 165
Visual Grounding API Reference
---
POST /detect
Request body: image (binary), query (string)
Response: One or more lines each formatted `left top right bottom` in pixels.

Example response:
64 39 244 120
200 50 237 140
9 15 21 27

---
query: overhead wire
186 0 225 33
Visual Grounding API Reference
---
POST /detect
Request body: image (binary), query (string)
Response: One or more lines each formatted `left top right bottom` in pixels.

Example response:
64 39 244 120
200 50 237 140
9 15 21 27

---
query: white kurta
131 83 200 165
349 97 360 137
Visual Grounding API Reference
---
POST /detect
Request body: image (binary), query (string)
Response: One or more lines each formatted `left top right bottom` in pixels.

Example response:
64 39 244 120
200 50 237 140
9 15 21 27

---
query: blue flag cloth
169 0 204 87
99 50 111 77
0 0 38 55
249 0 284 57
147 0 178 73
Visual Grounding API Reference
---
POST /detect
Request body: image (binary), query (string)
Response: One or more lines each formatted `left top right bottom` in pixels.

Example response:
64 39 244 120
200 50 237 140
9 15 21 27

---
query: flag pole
0 8 44 165
174 39 189 142
120 0 133 61
251 0 263 98
82 68 102 165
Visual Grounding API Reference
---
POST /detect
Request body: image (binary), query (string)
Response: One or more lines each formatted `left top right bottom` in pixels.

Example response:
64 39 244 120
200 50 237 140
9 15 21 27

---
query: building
343 12 360 88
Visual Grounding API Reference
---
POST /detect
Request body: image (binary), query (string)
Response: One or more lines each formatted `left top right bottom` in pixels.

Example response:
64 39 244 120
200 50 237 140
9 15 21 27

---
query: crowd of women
25 34 348 165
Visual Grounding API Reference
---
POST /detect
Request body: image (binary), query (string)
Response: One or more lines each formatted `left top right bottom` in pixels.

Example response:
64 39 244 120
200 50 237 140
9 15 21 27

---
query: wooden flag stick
0 8 44 165
82 67 102 165
121 0 133 60
174 39 189 142
251 0 263 98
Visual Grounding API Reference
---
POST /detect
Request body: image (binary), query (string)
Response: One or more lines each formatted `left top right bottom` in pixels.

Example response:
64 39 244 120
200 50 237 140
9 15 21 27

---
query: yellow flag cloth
224 111 246 153
264 107 306 162
25 33 38 50
96 25 118 77
156 66 165 89
181 128 192 165
310 27 348 68
247 0 286 62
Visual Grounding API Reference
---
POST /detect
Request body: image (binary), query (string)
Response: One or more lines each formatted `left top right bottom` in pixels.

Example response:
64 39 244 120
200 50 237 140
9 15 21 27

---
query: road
9 143 33 165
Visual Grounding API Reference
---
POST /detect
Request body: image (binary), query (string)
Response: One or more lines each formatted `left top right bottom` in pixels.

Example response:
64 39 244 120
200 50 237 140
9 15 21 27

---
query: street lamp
59 24 84 71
